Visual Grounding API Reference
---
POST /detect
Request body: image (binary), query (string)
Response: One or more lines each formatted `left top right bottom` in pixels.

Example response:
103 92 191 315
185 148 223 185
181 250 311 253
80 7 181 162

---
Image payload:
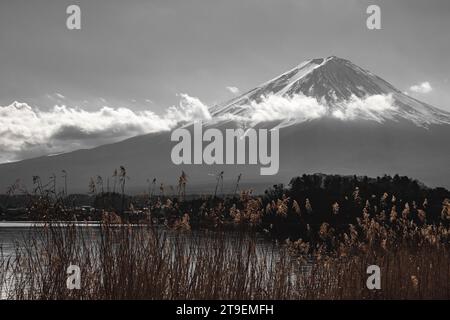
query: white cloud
332 94 397 122
0 95 211 163
168 93 212 122
55 93 65 99
226 86 240 94
242 94 327 125
410 81 432 94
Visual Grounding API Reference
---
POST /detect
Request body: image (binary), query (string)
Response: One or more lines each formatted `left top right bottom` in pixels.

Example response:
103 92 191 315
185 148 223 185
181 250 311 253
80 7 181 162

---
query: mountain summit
212 56 450 127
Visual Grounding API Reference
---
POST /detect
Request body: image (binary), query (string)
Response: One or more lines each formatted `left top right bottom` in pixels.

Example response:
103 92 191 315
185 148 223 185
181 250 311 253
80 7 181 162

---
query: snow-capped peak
211 56 450 127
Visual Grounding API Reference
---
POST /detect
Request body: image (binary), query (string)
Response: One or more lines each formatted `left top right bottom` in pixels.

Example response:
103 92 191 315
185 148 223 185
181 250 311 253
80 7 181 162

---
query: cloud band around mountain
0 93 396 163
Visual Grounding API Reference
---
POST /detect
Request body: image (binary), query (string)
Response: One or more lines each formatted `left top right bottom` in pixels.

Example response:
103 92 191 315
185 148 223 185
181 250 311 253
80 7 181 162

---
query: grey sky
0 0 449 111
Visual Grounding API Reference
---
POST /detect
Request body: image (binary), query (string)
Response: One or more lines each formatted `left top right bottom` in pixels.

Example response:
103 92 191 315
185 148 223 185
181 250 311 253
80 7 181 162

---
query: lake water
0 221 101 257
0 221 279 260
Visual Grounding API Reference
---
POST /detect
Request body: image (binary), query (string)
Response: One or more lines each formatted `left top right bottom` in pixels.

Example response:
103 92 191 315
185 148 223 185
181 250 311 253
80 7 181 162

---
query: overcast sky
1 0 449 110
1 0 450 162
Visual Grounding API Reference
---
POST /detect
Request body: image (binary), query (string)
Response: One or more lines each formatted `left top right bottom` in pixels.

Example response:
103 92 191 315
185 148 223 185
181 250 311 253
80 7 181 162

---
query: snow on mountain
211 56 450 127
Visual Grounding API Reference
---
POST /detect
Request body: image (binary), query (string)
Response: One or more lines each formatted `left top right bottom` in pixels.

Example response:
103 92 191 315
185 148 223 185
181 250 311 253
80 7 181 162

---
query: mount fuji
1 56 450 194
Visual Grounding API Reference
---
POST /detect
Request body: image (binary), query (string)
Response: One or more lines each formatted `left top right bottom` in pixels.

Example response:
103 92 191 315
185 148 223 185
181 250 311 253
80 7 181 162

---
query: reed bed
1 173 449 299
1 222 449 300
